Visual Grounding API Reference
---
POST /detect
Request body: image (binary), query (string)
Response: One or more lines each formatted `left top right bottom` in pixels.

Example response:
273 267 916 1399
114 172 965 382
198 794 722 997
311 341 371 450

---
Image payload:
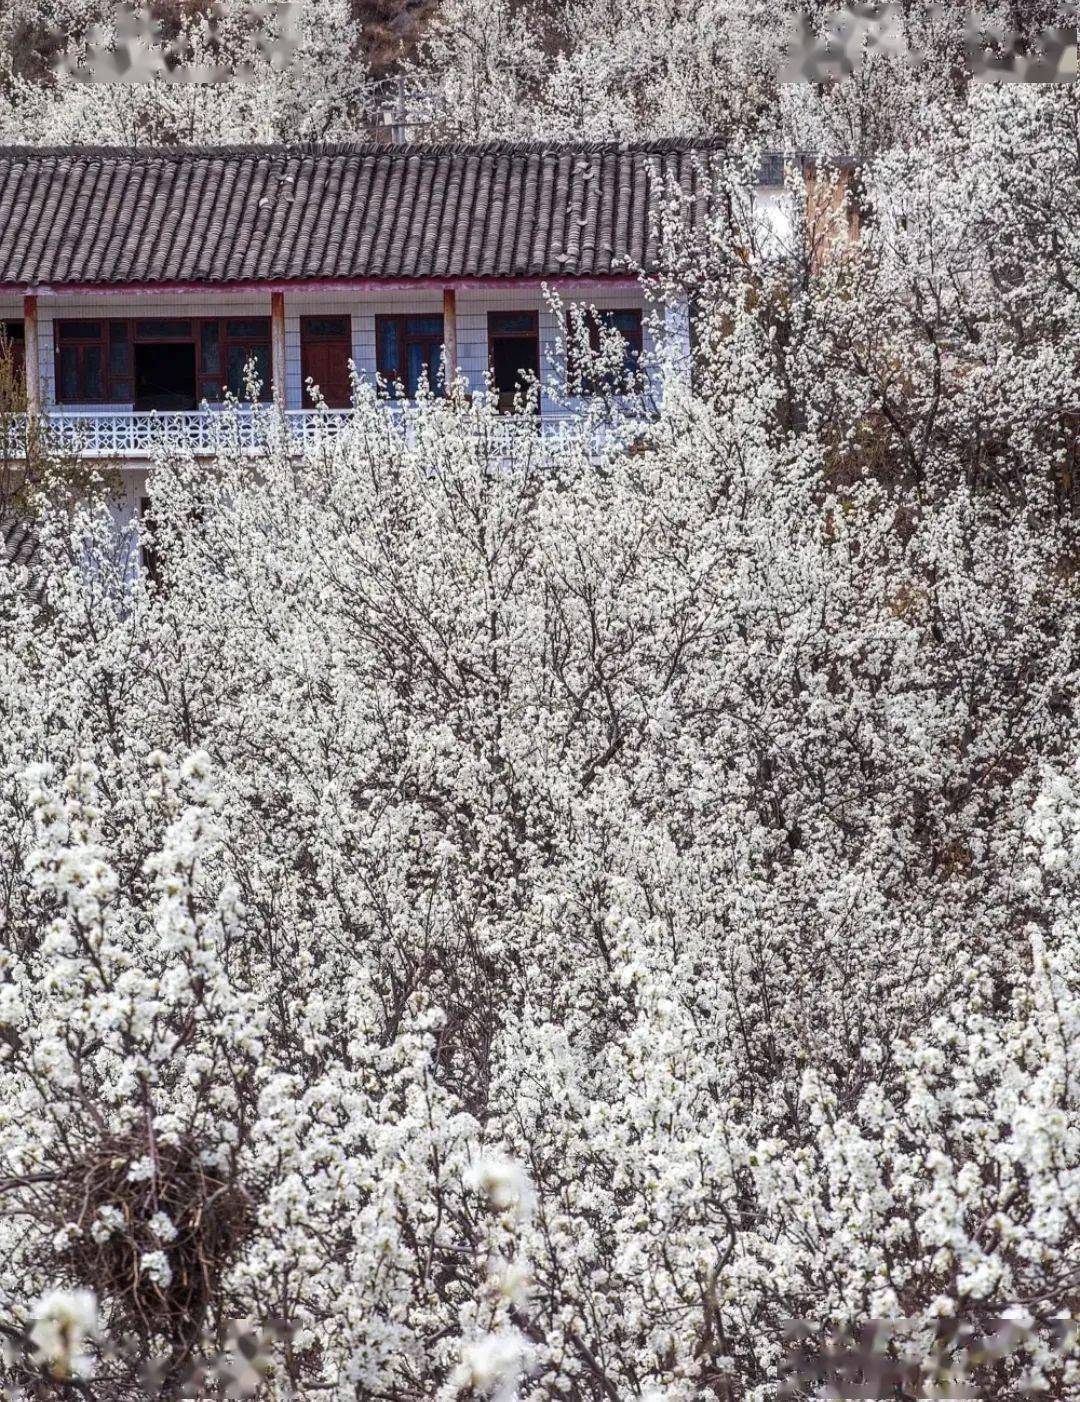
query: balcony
1 407 621 462
6 408 352 459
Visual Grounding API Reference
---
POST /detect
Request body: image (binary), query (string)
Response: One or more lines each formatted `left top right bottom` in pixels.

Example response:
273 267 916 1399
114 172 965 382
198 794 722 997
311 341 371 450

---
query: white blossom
465 1155 536 1222
26 1290 99 1379
0 27 1079 1402
452 1329 531 1401
139 1251 173 1290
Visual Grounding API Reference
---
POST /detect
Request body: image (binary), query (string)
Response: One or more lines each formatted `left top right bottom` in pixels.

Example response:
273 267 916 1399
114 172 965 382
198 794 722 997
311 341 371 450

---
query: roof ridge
0 137 738 162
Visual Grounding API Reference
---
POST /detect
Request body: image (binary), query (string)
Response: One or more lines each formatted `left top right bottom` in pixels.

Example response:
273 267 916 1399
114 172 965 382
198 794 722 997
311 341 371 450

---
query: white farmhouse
0 139 795 527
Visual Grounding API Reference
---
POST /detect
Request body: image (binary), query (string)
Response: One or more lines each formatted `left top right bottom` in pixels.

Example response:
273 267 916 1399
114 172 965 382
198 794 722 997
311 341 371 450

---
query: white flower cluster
26 1290 99 1380
0 82 1079 1401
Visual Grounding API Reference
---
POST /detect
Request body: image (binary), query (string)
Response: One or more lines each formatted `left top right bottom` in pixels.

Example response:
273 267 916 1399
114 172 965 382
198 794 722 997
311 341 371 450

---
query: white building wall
450 286 669 419
1 285 689 421
347 289 444 395
107 467 148 543
26 292 283 412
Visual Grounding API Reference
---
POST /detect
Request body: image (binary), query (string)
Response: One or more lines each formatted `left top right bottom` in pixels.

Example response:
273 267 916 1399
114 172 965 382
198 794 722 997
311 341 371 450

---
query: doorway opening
488 311 540 413
301 316 352 407
134 343 197 411
0 319 24 390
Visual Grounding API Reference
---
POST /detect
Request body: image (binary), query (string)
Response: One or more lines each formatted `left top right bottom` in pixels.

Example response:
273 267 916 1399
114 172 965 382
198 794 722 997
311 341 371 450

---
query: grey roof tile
0 139 733 287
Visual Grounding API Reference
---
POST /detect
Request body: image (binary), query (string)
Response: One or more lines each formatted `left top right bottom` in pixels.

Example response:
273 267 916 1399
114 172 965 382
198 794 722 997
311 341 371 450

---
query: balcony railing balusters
2 408 613 460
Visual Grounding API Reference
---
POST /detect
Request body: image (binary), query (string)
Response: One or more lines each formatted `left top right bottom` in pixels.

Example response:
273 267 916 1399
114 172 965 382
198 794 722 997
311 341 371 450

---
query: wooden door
301 317 352 408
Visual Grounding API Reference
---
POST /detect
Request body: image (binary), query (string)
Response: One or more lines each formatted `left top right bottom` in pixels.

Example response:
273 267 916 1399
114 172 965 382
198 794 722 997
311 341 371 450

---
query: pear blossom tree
0 0 375 145
3 0 1078 152
0 15 1079 1402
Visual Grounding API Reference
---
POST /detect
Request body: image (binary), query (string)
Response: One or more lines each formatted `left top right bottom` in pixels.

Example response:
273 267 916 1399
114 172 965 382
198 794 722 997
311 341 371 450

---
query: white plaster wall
26 292 279 412
98 468 148 589
453 286 666 421
755 186 797 254
330 285 669 419
7 286 691 424
107 468 147 534
661 299 693 395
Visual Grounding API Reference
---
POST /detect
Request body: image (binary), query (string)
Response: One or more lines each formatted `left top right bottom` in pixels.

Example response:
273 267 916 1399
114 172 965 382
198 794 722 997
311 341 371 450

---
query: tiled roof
0 139 746 289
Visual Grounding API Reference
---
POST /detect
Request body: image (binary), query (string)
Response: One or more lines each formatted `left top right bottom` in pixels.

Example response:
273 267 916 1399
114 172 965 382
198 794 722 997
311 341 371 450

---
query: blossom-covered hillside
1 4 1080 1399
0 0 1073 147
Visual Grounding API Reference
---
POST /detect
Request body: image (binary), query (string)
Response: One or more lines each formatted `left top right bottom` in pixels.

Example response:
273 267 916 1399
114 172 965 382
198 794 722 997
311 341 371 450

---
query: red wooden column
442 286 458 393
23 292 40 415
270 291 287 408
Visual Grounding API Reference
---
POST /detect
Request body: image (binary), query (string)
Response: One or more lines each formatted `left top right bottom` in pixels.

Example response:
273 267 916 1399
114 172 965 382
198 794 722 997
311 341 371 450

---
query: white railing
4 408 353 458
1 407 629 461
